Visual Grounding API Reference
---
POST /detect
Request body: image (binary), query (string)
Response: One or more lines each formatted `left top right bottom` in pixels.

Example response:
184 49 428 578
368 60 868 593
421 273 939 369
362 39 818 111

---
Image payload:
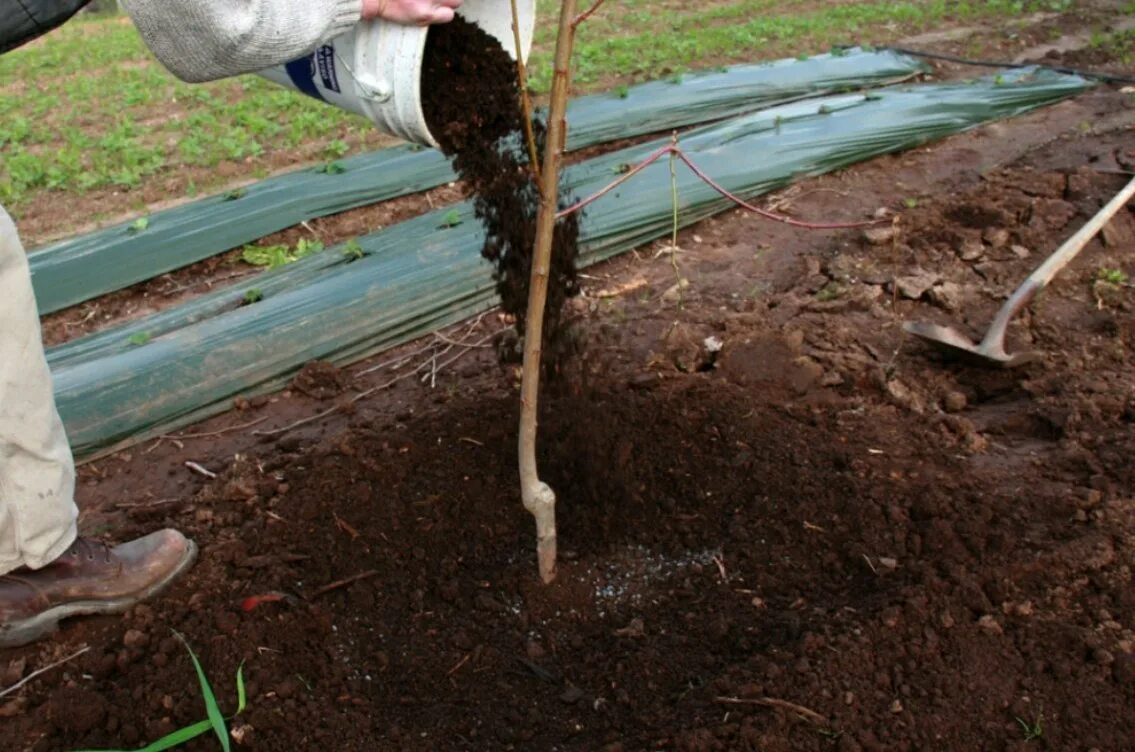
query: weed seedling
127 332 151 346
242 288 264 304
324 139 350 158
902 197 919 209
342 238 365 261
438 208 464 228
127 217 149 235
316 161 347 175
1015 711 1044 742
1097 267 1128 285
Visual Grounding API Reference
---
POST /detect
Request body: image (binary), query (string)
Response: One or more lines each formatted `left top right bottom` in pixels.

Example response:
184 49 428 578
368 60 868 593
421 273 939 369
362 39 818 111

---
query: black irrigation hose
834 44 1135 85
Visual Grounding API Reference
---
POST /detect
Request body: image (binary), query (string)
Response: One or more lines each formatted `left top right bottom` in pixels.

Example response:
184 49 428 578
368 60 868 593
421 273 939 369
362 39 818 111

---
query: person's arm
122 0 462 83
121 0 361 82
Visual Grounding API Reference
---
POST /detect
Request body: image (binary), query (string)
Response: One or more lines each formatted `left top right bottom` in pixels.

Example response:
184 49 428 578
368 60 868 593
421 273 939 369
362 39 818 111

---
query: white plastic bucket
257 0 536 148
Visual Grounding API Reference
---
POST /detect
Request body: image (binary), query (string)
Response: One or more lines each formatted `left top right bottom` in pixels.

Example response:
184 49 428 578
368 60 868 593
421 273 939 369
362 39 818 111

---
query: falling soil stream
421 17 580 350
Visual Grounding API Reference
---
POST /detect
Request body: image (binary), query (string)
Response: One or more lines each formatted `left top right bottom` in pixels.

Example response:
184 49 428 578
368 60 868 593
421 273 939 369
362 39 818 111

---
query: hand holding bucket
362 0 465 25
258 0 536 148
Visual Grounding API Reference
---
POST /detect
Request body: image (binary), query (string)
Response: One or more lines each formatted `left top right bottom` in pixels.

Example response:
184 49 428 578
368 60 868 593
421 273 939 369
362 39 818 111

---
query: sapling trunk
517 0 580 584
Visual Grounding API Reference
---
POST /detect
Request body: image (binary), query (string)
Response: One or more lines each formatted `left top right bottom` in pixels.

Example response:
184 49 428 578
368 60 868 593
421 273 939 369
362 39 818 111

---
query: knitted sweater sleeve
120 0 361 82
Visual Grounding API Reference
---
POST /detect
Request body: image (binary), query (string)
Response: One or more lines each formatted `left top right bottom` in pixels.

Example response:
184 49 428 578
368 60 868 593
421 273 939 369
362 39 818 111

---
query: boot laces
65 538 113 564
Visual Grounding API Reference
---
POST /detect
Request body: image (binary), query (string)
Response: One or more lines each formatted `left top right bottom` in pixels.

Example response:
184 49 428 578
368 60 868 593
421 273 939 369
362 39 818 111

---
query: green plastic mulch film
28 48 924 315
51 69 1091 456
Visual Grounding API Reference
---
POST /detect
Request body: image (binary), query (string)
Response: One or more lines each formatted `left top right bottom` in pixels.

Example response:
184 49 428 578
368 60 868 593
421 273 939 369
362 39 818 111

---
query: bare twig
432 329 493 348
518 0 581 585
254 331 499 438
571 0 607 28
310 570 379 598
0 647 90 699
509 0 542 183
114 497 180 510
184 461 217 479
715 696 828 726
556 143 889 230
447 653 472 676
166 416 268 441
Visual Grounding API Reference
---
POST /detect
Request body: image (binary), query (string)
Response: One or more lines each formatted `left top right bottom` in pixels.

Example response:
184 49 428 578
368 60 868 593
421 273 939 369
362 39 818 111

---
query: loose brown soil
5 15 1135 752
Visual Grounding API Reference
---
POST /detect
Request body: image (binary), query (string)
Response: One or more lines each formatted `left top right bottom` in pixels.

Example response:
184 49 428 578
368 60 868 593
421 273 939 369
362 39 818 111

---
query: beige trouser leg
0 205 77 576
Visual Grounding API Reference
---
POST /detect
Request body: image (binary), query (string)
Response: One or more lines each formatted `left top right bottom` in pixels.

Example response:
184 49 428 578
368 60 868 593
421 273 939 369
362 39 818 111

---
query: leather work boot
0 530 197 648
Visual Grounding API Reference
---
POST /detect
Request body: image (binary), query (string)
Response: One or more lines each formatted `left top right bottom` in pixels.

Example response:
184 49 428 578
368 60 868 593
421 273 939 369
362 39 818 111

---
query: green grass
0 1 1078 216
1089 26 1135 64
528 0 1079 91
75 633 246 752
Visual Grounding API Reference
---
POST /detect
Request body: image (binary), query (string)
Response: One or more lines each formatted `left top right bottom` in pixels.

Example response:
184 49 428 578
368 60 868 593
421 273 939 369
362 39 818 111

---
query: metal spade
904 175 1135 368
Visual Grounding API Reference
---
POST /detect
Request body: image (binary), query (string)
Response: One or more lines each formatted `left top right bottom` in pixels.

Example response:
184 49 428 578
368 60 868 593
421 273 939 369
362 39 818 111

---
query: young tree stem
518 0 580 584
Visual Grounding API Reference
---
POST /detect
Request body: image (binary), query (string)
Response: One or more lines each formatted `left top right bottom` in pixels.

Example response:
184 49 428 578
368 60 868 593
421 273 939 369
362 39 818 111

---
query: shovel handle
988 175 1135 338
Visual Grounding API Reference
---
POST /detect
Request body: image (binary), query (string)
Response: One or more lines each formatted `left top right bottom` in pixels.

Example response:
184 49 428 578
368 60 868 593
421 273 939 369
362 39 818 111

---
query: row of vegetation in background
0 0 1088 219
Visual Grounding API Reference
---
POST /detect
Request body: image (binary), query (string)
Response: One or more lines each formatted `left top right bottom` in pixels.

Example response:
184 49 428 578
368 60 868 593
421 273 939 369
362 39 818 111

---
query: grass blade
72 719 213 752
235 663 246 714
73 642 247 752
173 631 230 752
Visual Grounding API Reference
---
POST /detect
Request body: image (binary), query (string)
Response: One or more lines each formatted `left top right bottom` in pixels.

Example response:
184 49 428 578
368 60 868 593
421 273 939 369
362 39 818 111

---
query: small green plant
127 217 149 235
74 632 246 752
294 238 323 257
324 139 350 158
902 197 919 209
438 208 464 228
315 161 347 175
614 84 630 99
242 288 264 304
222 187 247 201
127 331 151 346
342 238 365 261
1015 711 1043 742
815 282 845 302
1097 267 1128 285
241 239 323 269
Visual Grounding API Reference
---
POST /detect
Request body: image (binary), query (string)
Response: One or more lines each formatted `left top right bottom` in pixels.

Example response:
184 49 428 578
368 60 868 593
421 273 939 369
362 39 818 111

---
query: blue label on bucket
315 46 341 93
284 56 325 102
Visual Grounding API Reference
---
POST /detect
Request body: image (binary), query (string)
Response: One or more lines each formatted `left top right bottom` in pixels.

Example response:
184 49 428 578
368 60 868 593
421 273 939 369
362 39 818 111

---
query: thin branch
556 144 674 219
571 0 607 29
510 0 542 183
556 144 890 230
0 647 90 699
253 331 499 438
166 416 268 440
714 696 828 726
310 570 379 598
674 148 885 229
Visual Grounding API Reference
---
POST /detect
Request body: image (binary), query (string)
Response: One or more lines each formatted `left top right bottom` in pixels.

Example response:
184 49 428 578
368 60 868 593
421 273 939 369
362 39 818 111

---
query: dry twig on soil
715 696 828 726
310 570 380 598
0 647 90 699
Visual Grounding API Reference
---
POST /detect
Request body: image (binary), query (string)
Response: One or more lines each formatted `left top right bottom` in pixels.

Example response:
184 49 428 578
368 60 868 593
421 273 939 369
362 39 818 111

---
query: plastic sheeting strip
29 49 924 315
49 69 1090 456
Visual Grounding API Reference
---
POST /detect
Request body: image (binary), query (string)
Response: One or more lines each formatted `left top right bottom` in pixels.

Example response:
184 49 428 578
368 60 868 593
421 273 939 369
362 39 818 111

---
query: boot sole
0 539 198 649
